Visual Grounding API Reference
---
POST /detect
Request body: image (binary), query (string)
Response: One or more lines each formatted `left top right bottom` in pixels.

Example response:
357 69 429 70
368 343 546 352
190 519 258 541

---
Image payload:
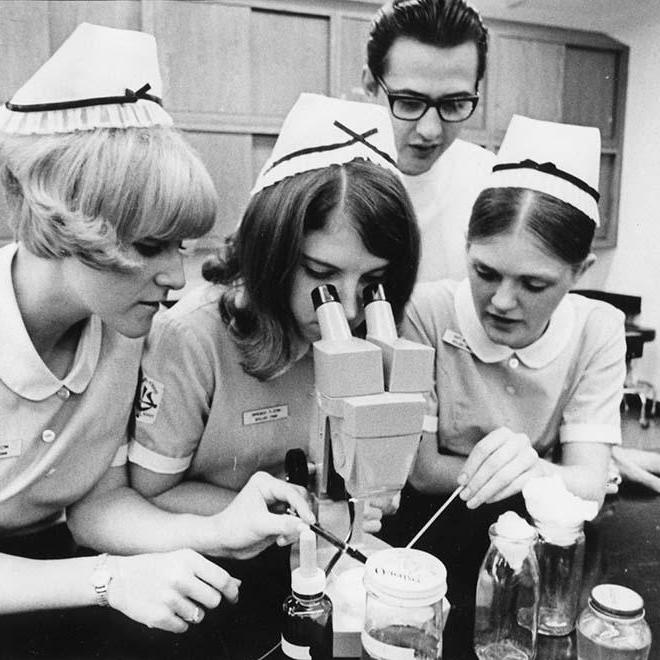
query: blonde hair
0 126 217 270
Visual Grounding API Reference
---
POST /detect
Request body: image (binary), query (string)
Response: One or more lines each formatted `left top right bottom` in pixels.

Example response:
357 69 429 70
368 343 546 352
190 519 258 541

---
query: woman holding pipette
402 115 626 511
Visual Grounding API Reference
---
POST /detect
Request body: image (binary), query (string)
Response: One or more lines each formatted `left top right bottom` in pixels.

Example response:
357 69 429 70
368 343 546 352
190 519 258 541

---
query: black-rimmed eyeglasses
375 76 479 123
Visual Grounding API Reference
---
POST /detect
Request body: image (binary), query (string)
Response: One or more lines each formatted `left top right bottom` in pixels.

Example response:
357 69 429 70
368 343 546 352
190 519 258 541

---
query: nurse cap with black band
0 22 172 135
487 114 601 226
250 93 400 196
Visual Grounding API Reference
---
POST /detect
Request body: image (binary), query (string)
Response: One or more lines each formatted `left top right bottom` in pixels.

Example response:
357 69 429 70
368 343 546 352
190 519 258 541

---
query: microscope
286 283 435 656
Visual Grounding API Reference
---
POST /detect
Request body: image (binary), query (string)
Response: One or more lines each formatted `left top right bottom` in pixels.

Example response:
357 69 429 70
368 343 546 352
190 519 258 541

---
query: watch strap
91 553 112 607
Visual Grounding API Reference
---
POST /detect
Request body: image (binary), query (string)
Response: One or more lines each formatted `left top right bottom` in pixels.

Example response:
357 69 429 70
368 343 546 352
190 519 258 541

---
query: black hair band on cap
265 120 398 176
332 120 398 168
492 159 600 202
5 83 161 113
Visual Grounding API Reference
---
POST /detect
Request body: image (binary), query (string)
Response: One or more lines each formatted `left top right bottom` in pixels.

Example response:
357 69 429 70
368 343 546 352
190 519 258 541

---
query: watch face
93 569 112 588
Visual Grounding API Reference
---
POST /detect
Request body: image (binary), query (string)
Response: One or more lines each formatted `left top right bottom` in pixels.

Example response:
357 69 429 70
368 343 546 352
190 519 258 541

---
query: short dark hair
367 0 488 84
468 187 595 267
203 159 420 380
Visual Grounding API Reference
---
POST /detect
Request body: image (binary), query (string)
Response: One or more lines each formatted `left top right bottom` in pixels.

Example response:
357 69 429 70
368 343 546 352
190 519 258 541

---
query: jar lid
589 584 645 618
364 548 447 606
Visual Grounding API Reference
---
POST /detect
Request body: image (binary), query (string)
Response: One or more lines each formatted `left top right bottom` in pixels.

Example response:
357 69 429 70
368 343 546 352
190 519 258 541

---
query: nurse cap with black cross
0 22 172 135
487 114 601 226
251 93 400 196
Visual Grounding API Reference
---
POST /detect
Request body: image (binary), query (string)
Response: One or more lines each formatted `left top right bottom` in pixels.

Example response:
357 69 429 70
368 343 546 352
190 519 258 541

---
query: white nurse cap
0 22 172 135
487 114 601 226
251 93 400 196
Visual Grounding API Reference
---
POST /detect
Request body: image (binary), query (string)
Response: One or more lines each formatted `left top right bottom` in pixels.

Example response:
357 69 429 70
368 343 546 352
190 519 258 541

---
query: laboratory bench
0 474 658 660
3 406 660 660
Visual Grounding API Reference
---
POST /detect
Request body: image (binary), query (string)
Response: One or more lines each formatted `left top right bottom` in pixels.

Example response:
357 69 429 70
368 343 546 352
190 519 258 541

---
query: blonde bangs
97 128 218 245
1 127 217 270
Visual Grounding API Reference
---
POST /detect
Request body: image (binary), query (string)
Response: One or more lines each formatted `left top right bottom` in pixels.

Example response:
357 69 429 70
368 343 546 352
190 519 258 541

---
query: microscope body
306 286 434 508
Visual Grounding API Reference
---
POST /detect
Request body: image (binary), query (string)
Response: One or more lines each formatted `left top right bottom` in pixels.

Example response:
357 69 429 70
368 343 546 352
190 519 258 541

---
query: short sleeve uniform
403 140 495 282
129 283 315 492
0 243 143 534
401 279 626 458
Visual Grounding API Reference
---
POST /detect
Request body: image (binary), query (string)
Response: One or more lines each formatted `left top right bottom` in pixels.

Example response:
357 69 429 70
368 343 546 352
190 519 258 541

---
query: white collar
453 278 574 368
0 243 102 400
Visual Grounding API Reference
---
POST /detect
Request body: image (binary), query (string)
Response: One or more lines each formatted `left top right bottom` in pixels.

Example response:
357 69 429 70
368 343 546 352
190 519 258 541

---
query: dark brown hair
203 159 419 380
468 187 595 266
367 0 488 85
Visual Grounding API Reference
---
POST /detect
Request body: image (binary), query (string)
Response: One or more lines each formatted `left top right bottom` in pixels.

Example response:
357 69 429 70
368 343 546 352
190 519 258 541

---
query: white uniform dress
0 243 141 534
401 279 626 458
129 282 315 491
403 139 495 282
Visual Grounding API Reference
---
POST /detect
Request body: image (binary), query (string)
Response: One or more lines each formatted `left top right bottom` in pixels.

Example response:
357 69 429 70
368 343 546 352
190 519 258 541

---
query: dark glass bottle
281 529 333 660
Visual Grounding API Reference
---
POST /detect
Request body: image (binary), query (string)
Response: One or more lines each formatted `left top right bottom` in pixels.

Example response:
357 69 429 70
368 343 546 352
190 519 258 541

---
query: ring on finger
189 606 202 624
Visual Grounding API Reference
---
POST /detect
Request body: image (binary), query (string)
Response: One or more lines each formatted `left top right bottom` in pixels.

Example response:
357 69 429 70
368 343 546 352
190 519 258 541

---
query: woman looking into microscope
128 94 420 524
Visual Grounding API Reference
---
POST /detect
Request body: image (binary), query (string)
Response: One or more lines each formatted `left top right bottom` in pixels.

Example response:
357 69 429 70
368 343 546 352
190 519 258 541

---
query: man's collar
0 243 102 400
453 278 574 368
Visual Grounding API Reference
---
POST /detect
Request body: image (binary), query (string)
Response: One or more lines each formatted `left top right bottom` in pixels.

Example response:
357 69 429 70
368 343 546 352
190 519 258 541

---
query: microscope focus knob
285 448 311 488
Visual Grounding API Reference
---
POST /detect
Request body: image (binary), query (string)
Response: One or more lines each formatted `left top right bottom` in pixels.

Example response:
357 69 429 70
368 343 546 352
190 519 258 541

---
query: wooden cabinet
473 21 628 247
0 0 627 249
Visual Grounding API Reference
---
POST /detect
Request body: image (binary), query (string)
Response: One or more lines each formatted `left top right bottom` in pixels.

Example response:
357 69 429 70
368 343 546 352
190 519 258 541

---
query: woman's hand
109 549 240 633
362 492 401 532
612 446 660 493
458 427 542 508
203 472 315 559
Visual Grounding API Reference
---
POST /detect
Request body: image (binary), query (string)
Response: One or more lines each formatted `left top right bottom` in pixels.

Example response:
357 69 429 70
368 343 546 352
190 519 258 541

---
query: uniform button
506 386 516 395
42 429 56 443
508 357 520 369
57 386 70 400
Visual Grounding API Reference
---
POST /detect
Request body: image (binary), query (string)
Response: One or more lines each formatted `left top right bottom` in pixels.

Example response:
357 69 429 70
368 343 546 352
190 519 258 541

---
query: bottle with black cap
281 528 333 659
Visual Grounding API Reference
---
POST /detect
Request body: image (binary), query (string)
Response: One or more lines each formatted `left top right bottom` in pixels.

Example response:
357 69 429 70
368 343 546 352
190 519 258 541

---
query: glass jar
361 548 447 660
535 520 585 636
577 584 651 660
474 521 540 660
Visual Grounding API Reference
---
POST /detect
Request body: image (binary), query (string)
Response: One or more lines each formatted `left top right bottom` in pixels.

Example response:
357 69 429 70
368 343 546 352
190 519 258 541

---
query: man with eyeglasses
363 0 495 281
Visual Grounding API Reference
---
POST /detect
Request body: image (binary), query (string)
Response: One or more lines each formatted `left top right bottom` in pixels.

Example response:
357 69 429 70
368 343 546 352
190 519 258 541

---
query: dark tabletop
0 480 658 660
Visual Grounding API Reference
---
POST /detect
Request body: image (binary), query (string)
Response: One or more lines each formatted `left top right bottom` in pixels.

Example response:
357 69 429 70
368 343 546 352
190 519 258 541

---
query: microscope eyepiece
363 283 387 305
311 284 340 310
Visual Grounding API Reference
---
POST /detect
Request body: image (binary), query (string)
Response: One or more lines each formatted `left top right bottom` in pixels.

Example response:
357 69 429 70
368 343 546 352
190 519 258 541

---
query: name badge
442 329 473 354
0 437 21 459
243 405 289 426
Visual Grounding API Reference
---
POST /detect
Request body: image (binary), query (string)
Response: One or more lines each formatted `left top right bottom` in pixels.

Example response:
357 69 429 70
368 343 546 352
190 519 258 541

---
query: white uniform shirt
129 283 315 492
401 279 626 458
402 139 495 282
0 243 142 533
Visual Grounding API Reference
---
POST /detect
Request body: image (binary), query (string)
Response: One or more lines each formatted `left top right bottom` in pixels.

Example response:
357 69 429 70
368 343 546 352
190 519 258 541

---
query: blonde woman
0 23 312 635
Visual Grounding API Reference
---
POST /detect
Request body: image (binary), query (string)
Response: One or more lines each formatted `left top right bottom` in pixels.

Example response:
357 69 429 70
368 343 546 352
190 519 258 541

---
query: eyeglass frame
374 75 480 123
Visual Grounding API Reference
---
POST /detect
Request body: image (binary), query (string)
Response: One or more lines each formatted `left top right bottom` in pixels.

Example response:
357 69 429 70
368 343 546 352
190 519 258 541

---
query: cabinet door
563 46 620 143
491 32 564 136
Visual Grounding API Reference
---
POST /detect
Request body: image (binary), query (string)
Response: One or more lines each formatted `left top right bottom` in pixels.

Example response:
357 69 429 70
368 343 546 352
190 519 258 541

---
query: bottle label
361 631 415 659
281 636 311 659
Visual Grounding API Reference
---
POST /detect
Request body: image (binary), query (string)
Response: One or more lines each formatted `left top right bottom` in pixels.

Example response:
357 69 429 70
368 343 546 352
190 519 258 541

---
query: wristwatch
91 553 113 607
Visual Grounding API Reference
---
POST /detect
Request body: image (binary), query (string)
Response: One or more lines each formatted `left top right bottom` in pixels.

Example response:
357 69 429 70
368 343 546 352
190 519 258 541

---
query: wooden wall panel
183 131 253 242
596 152 616 243
563 46 618 142
0 2 50 107
47 0 141 50
152 2 251 116
339 16 370 101
252 134 277 183
0 1 49 241
249 8 330 118
493 35 564 133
